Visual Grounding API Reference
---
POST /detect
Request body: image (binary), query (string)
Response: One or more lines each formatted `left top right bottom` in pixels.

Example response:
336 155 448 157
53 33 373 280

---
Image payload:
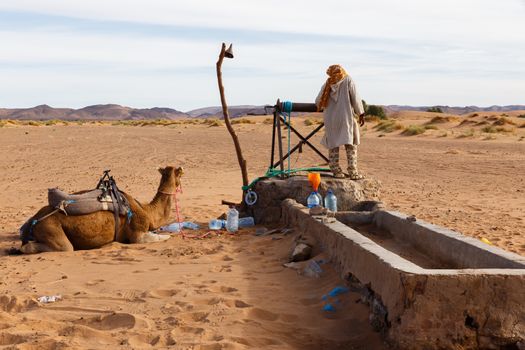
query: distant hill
186 105 269 118
383 105 525 115
1 104 524 120
0 104 188 120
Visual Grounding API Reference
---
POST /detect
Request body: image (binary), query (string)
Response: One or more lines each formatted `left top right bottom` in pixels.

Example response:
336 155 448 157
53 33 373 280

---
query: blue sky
0 0 524 111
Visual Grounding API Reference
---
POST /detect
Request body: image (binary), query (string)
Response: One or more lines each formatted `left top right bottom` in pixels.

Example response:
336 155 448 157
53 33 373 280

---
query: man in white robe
315 64 365 179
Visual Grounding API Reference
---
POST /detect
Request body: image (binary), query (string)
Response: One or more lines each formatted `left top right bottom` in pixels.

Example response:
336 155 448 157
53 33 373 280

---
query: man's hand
359 114 365 126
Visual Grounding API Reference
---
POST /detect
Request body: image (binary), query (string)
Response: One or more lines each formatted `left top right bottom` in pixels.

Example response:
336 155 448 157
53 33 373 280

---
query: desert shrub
428 116 457 124
263 118 273 125
424 125 438 130
402 125 426 136
365 104 386 119
482 126 497 133
426 106 443 113
304 118 314 126
367 105 386 119
44 119 62 126
495 126 514 133
231 118 255 125
518 114 525 118
364 115 380 123
492 117 516 126
207 120 223 127
28 121 42 126
375 120 403 133
459 119 477 126
202 118 222 126
476 121 489 126
457 129 475 138
520 123 525 128
468 113 479 118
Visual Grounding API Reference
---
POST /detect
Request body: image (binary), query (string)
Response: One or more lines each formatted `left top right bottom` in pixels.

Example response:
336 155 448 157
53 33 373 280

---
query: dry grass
206 120 223 127
402 125 426 136
304 118 323 126
518 114 525 119
428 116 458 124
231 118 256 125
459 119 477 126
263 118 273 125
492 117 517 126
495 126 514 133
482 126 497 133
457 129 475 138
374 120 403 133
364 115 381 123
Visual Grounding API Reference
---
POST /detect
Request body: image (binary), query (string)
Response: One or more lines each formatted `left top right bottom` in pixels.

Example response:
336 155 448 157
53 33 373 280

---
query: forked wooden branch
216 43 249 201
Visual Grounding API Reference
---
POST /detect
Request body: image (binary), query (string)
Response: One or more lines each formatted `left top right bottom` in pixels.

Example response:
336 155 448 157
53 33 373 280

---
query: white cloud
0 0 524 109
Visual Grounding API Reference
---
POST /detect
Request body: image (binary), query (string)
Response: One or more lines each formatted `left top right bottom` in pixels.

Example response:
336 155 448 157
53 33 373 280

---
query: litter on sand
158 221 200 232
37 295 62 303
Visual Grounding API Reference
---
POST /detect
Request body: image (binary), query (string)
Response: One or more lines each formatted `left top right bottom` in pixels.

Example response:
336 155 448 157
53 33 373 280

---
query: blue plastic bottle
238 216 255 228
307 191 321 208
225 207 239 233
209 219 226 230
324 189 337 213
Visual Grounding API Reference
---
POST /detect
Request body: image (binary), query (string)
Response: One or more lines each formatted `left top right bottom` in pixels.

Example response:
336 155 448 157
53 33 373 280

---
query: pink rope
172 184 184 237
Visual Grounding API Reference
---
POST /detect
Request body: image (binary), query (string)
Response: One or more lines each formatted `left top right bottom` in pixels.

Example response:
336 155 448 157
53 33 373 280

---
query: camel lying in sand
20 166 183 254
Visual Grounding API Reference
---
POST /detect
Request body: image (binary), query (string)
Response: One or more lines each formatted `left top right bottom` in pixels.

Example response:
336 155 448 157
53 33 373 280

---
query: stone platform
250 175 382 224
282 199 525 350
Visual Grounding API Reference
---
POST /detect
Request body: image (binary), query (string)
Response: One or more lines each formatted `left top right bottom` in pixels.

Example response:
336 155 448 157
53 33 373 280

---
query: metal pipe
276 102 317 113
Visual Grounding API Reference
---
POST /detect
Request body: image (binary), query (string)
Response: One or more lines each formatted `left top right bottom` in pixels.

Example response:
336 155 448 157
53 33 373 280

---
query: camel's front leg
139 232 171 243
126 228 170 244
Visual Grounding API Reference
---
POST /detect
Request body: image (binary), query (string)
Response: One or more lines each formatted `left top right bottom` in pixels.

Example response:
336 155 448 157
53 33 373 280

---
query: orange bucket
308 172 321 192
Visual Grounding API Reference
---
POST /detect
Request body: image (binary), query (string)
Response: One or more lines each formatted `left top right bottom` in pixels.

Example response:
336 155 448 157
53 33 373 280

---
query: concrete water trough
281 199 525 350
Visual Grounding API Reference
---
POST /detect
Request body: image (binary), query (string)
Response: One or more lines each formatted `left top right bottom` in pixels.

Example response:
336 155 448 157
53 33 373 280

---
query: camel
19 166 183 254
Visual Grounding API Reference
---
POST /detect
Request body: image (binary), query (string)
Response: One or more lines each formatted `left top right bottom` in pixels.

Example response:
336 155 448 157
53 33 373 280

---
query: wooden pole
216 43 249 201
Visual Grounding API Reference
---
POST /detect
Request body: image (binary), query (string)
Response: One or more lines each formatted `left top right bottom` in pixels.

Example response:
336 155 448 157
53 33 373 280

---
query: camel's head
158 166 184 190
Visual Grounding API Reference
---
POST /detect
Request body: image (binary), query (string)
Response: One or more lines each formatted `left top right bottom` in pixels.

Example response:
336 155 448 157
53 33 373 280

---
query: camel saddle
48 188 130 216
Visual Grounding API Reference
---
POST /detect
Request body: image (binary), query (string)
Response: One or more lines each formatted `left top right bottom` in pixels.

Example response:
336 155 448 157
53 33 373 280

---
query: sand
0 114 523 349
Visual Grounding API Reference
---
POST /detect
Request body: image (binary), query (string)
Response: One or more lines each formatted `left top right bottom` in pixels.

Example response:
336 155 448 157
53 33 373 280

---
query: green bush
366 105 387 119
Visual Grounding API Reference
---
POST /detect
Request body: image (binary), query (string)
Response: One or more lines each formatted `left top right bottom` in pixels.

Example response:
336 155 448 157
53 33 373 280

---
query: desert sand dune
0 114 523 348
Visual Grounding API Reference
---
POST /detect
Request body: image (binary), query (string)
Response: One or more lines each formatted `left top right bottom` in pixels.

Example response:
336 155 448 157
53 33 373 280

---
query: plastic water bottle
159 222 182 232
324 189 337 213
226 207 239 233
307 191 321 208
238 216 255 228
182 222 200 230
316 192 323 207
209 219 226 230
